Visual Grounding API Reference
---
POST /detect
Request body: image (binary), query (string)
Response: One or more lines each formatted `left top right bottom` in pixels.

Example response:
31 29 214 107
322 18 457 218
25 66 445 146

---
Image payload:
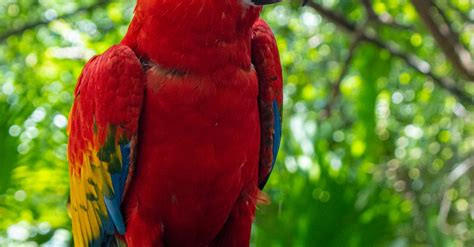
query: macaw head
134 0 281 35
136 0 281 9
124 0 285 71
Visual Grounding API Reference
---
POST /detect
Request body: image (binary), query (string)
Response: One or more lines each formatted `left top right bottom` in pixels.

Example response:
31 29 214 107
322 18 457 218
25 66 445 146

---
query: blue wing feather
258 100 282 189
103 142 131 236
272 100 282 163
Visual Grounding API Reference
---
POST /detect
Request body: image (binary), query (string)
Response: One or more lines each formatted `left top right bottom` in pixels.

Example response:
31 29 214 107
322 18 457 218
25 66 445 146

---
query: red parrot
67 0 283 246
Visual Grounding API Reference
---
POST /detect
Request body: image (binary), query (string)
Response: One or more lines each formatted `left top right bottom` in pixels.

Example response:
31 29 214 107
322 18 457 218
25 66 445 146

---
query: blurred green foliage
1 0 473 246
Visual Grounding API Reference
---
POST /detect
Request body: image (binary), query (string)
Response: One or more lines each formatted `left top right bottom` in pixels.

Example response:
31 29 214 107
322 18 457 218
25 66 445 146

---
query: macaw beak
251 0 281 5
250 0 309 6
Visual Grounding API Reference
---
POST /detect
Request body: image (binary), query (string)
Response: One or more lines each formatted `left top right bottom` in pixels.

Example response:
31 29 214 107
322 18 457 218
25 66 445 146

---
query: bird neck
121 4 262 74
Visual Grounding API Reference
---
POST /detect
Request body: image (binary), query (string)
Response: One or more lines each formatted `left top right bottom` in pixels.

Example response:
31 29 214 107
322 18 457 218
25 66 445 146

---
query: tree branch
431 0 458 40
0 0 109 42
360 0 414 30
364 33 473 105
411 0 474 81
307 2 357 33
306 1 473 105
360 0 377 20
446 0 474 24
438 155 474 234
322 35 362 119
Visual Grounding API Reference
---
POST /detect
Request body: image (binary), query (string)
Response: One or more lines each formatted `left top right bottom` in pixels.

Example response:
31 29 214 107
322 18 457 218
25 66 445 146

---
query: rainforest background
1 0 474 246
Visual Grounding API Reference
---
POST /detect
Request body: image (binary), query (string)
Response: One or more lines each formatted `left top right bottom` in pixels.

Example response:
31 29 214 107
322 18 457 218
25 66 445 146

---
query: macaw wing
67 45 145 246
251 19 283 190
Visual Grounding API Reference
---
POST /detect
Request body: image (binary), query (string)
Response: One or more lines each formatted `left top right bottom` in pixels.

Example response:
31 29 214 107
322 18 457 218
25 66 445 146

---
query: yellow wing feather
70 143 124 246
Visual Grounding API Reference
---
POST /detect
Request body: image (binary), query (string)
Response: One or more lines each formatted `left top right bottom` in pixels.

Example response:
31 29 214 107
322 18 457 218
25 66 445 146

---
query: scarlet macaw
68 0 283 246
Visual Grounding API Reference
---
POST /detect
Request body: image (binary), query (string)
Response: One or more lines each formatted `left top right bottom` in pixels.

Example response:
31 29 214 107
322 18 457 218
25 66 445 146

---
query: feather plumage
68 45 144 246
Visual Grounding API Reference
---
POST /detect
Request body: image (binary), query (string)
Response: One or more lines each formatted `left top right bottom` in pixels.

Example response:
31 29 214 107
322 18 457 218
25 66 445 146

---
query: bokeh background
1 0 474 246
